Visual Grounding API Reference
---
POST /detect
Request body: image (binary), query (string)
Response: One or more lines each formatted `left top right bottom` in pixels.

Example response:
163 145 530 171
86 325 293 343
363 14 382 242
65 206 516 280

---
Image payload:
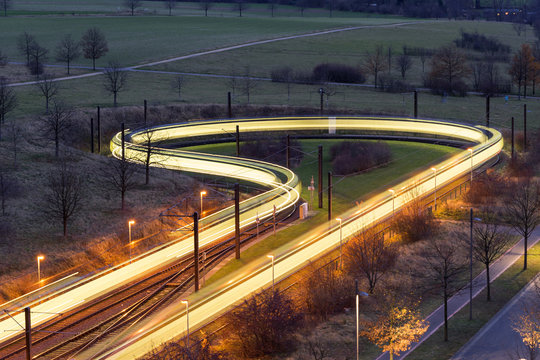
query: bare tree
7 120 22 167
39 99 73 158
296 0 309 16
43 162 84 237
164 0 176 15
135 129 169 185
469 214 512 301
35 74 60 113
0 169 21 216
241 66 257 104
199 0 213 16
55 34 80 75
363 45 388 88
0 50 7 66
1 0 11 16
124 0 141 15
419 48 428 74
103 61 128 107
171 75 185 101
391 189 437 243
505 181 540 271
28 41 48 77
344 225 397 294
396 53 412 79
17 32 36 66
429 44 470 95
420 238 467 342
268 0 277 17
0 77 17 141
233 0 248 17
102 156 138 210
81 27 109 71
141 337 225 359
227 67 239 98
509 44 536 99
512 298 540 360
226 290 302 357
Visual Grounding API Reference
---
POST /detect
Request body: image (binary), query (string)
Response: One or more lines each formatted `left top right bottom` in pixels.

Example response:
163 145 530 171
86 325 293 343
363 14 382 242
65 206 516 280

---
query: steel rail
83 116 502 359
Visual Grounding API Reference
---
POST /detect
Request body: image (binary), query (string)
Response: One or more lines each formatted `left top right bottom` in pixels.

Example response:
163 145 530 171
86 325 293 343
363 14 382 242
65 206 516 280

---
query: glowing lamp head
200 190 207 196
335 217 342 223
128 220 135 226
267 254 274 260
431 167 437 172
467 148 473 153
37 255 44 261
181 300 189 306
388 189 395 195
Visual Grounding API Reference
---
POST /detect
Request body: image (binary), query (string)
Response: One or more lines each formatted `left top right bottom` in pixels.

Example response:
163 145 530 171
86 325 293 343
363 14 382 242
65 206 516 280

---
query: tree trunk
444 293 448 341
2 197 5 216
486 263 491 301
67 58 70 75
121 189 125 210
63 217 67 237
55 134 59 158
524 234 528 270
114 92 117 107
92 57 96 71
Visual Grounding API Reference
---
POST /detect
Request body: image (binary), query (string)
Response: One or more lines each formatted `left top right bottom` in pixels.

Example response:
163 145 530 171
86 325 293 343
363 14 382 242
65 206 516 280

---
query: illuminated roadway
0 117 502 359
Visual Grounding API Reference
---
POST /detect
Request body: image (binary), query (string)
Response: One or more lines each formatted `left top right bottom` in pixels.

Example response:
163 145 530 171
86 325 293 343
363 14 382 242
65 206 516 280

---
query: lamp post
267 254 275 292
355 279 369 360
431 167 437 211
467 148 473 189
200 190 207 215
128 220 135 263
181 300 189 348
336 217 343 269
37 255 44 283
388 189 395 217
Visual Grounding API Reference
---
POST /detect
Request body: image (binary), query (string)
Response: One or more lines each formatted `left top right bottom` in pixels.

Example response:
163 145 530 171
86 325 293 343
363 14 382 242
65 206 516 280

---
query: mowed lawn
0 15 405 67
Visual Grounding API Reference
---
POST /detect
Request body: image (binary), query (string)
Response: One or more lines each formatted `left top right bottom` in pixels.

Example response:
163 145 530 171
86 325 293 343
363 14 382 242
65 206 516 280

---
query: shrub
424 76 469 97
454 31 510 55
226 290 302 357
330 141 391 175
391 191 438 243
463 169 510 204
270 66 293 83
377 74 414 93
312 63 366 84
240 136 303 167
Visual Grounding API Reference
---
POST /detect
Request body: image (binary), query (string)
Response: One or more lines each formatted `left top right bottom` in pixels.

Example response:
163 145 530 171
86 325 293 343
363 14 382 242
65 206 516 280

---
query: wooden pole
524 104 527 151
97 106 101 153
328 172 332 221
121 122 125 160
236 125 240 157
235 183 240 259
90 117 94 153
286 135 290 168
193 212 199 291
485 95 490 127
228 92 232 118
25 307 31 360
414 90 418 118
511 116 515 160
144 99 147 125
318 145 323 208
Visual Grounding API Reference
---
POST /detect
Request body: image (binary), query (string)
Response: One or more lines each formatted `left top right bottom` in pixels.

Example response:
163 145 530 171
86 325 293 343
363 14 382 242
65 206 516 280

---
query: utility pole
511 116 515 160
97 106 101 153
25 307 31 360
414 90 418 118
193 212 199 291
485 95 490 127
121 122 125 161
319 88 324 115
286 134 290 168
469 208 473 320
228 92 232 118
236 125 240 157
90 117 94 153
318 145 323 208
524 104 527 151
235 183 240 259
328 172 332 221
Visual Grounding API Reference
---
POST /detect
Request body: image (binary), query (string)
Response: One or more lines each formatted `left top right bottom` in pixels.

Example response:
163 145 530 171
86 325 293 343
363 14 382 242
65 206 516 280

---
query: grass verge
407 241 540 360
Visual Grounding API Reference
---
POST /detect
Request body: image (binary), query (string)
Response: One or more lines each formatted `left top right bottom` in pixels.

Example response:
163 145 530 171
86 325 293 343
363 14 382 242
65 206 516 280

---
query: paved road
452 275 539 360
374 230 540 360
8 21 422 88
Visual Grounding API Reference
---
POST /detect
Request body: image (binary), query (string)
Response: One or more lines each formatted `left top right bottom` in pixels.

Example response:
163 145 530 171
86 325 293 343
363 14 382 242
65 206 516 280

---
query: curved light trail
0 117 502 360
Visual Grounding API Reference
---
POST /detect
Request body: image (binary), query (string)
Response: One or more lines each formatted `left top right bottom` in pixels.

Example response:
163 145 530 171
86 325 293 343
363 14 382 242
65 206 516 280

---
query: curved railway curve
0 116 502 360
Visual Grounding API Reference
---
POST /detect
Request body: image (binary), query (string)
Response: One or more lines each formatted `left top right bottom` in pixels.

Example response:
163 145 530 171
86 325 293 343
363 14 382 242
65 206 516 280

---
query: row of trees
15 28 108 76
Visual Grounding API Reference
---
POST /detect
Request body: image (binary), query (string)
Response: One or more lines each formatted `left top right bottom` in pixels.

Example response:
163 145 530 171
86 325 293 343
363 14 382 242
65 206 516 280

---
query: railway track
0 207 292 360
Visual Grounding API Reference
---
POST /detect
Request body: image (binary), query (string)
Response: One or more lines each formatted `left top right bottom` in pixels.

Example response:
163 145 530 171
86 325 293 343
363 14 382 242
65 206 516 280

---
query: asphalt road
374 232 540 360
451 274 539 360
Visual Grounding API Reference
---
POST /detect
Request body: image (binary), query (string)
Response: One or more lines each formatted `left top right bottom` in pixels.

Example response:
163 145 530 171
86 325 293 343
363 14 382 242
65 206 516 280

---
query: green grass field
185 139 458 283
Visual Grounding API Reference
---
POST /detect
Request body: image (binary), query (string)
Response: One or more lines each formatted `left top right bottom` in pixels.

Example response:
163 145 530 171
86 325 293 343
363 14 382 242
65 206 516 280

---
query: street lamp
181 300 189 348
267 254 275 292
200 190 207 215
467 148 473 189
336 217 343 269
37 255 44 283
388 189 395 219
431 167 437 211
355 279 369 360
128 220 135 263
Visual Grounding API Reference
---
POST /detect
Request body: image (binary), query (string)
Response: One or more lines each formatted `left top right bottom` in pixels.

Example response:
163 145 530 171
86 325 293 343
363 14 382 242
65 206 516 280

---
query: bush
463 169 510 204
391 191 438 243
377 74 414 93
454 31 510 55
299 265 354 321
240 136 303 167
330 141 391 175
226 290 302 357
424 76 469 97
270 66 293 83
312 63 366 84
